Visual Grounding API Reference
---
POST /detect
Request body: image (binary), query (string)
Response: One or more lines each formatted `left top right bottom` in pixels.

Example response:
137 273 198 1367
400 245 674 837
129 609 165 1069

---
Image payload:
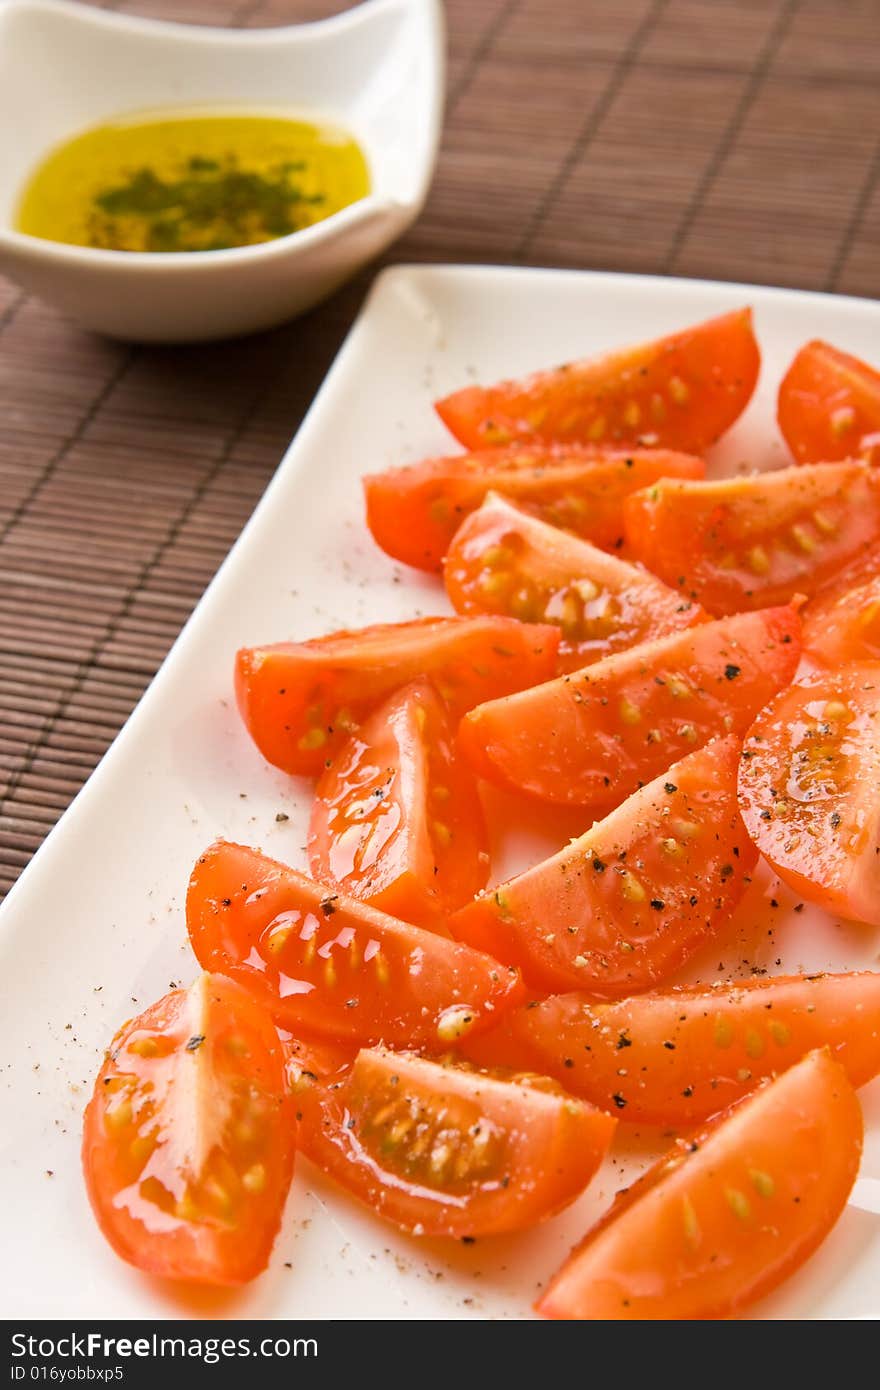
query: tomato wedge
450 738 755 997
460 604 801 809
186 841 524 1049
802 570 880 665
308 680 488 929
295 1046 615 1237
363 445 705 572
435 308 759 454
778 339 880 465
444 492 707 671
82 974 295 1286
738 664 880 924
624 462 880 614
537 1049 862 1320
466 971 880 1126
236 615 560 777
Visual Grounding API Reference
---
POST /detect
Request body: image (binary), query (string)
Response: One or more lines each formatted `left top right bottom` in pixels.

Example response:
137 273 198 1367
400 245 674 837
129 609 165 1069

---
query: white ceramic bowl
0 0 444 341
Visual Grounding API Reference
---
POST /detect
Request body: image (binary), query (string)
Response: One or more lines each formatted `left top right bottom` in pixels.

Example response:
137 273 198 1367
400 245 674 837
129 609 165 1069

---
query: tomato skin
435 308 759 454
802 570 880 665
466 972 880 1126
308 680 488 929
537 1049 862 1320
738 664 880 924
363 446 705 572
450 738 756 997
82 974 296 1287
295 1046 616 1237
186 840 524 1049
460 604 802 809
235 616 560 777
778 339 880 465
624 462 880 615
444 492 707 672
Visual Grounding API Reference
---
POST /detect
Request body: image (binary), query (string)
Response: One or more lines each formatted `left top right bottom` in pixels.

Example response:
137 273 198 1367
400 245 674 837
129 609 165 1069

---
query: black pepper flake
221 897 232 907
830 812 841 829
275 812 289 823
185 1034 205 1052
320 895 339 916
612 1093 627 1109
681 1085 694 1097
663 1041 676 1050
592 857 607 873
461 1236 476 1245
650 898 665 910
616 1032 632 1049
664 782 677 794
563 1057 574 1068
724 664 741 680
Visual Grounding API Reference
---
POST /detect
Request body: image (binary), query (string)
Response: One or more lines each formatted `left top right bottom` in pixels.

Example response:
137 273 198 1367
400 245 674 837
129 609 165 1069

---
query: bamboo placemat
1 0 878 896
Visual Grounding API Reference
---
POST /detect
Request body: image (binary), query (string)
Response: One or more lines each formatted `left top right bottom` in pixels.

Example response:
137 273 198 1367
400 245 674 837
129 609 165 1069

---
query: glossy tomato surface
296 1046 616 1237
435 308 759 454
460 604 802 809
802 569 880 665
235 615 559 776
468 971 880 1126
451 738 756 996
82 974 295 1286
363 445 704 572
778 339 880 465
308 680 488 929
624 462 880 614
537 1049 862 1320
186 841 523 1049
444 492 706 671
738 664 880 924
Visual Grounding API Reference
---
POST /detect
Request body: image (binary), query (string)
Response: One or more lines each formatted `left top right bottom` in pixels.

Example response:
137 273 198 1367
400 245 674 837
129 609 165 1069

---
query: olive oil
16 110 370 253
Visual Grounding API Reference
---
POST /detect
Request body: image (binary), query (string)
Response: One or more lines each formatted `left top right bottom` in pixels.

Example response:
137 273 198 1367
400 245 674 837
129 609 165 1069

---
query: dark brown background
1 0 878 896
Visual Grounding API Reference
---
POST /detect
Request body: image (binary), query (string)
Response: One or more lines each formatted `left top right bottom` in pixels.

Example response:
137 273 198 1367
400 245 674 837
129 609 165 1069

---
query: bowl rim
0 0 445 272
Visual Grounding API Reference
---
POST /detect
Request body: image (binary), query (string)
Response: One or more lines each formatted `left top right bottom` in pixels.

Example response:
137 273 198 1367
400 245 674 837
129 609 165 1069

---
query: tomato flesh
537 1049 862 1320
444 491 707 671
460 604 801 809
802 570 880 665
363 446 704 572
467 971 880 1126
82 974 295 1286
435 308 759 454
451 738 756 997
308 680 488 929
295 1046 616 1237
738 664 880 924
186 840 524 1049
624 462 880 615
778 339 880 465
235 616 560 777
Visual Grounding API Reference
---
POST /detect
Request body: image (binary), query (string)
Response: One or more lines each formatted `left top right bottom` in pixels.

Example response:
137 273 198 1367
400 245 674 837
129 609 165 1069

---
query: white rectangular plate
2 265 879 1321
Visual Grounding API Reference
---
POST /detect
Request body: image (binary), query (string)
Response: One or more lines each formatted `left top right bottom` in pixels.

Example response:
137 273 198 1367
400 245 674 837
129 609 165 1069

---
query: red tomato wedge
186 840 523 1049
460 604 801 809
308 680 488 929
236 616 559 777
624 462 880 615
802 570 880 665
435 309 759 454
537 1049 862 1320
444 492 707 672
82 974 295 1286
450 738 756 997
738 664 880 925
466 971 880 1126
363 445 705 572
778 339 880 465
295 1046 616 1237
